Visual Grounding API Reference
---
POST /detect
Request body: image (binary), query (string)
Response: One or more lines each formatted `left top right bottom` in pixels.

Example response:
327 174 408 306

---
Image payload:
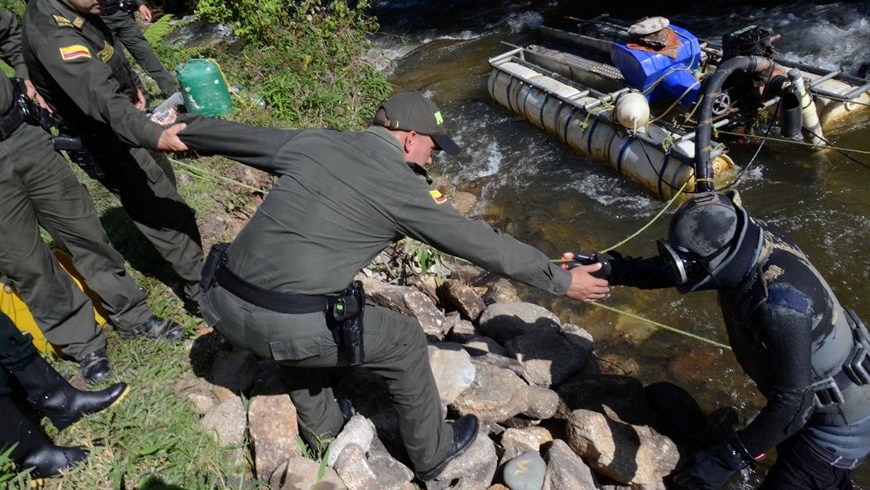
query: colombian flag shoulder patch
59 45 91 61
430 190 448 204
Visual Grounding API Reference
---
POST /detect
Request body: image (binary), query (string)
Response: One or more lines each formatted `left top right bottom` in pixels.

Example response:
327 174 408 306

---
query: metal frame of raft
488 46 736 199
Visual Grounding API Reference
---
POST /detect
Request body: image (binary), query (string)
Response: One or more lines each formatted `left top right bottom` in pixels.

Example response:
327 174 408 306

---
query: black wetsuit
613 220 870 488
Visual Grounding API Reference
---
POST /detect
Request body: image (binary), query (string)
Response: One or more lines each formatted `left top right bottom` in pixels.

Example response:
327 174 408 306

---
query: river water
370 0 869 487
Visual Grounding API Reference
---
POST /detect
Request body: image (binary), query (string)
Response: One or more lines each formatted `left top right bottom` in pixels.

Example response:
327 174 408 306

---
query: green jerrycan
176 58 232 117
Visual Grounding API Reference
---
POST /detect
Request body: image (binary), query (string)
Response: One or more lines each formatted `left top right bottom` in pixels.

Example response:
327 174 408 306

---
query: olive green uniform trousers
0 123 152 359
203 284 453 473
101 11 177 97
82 131 203 303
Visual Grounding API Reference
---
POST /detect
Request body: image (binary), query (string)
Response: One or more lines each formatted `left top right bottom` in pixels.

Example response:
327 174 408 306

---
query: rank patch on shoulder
59 44 91 61
97 41 114 63
430 190 447 204
52 14 72 27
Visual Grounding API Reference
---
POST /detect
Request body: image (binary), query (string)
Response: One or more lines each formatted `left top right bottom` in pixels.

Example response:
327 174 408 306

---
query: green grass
0 334 251 490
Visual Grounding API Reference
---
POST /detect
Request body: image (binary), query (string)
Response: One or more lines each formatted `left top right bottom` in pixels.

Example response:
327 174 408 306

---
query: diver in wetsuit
602 191 870 489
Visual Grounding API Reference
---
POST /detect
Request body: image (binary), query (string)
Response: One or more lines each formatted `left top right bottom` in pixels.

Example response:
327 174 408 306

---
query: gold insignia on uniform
72 17 85 29
97 41 114 63
52 14 72 28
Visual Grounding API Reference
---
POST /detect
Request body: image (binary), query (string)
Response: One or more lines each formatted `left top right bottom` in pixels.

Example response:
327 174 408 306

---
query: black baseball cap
372 92 460 155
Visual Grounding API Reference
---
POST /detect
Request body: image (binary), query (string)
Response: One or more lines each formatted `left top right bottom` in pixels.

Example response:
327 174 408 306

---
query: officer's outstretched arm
178 114 304 173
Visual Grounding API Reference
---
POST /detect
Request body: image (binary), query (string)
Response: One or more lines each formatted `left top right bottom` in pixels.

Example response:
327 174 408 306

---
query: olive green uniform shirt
21 0 163 147
0 9 29 113
179 115 572 296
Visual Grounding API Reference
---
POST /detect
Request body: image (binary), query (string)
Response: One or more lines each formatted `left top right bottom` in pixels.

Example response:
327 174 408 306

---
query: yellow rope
552 178 732 349
598 178 689 253
590 302 732 350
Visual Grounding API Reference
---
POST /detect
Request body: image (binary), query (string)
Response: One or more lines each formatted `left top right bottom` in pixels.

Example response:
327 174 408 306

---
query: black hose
694 55 774 191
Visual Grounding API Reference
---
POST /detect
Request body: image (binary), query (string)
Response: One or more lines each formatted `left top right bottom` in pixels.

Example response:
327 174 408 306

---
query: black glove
563 252 612 279
604 250 627 284
673 435 756 490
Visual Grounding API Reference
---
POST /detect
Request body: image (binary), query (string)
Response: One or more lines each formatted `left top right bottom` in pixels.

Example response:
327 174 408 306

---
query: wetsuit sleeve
737 299 815 457
608 255 676 289
390 180 572 295
35 32 162 147
0 9 28 78
177 114 305 174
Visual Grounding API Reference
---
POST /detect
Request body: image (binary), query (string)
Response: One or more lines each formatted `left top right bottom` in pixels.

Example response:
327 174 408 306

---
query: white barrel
807 76 870 128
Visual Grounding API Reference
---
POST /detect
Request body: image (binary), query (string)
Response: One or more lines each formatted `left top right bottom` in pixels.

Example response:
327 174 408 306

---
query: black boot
12 353 128 431
416 415 479 481
79 348 112 385
119 315 185 341
0 396 88 478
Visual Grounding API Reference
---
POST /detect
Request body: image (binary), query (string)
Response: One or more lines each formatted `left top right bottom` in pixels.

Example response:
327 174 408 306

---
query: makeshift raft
488 15 870 198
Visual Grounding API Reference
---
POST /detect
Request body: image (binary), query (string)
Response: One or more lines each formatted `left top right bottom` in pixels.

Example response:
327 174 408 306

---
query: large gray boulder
248 376 301 480
543 439 599 490
565 409 679 485
477 302 561 344
505 332 594 387
451 363 529 424
428 343 476 406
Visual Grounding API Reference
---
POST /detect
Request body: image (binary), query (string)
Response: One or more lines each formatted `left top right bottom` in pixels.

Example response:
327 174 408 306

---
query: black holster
11 77 56 132
201 242 231 295
53 133 105 180
328 281 365 366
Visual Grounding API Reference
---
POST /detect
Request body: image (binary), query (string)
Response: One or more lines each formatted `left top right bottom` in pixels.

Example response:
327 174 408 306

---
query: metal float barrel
487 55 734 199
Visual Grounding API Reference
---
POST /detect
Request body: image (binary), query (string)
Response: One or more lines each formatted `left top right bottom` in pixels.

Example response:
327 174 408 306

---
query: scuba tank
176 59 232 117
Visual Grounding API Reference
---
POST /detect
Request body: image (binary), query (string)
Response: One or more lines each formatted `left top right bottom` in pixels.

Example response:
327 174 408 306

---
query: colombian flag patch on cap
59 45 91 61
430 190 447 204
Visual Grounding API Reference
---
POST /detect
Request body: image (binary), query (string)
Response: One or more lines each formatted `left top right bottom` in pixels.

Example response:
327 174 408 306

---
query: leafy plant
195 0 392 129
143 14 200 73
0 0 24 18
401 238 447 281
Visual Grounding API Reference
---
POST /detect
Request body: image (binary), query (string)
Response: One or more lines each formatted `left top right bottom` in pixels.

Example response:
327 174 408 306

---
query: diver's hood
666 190 764 293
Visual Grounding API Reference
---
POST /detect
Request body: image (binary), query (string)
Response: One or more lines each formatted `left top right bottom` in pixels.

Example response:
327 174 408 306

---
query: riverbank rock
503 451 547 490
566 409 679 485
505 331 593 387
428 343 476 405
182 243 717 490
478 302 562 344
248 375 301 480
451 363 529 424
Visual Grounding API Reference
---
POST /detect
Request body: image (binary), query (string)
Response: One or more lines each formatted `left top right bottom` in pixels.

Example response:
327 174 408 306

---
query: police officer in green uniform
172 92 609 480
0 7 183 384
0 310 128 479
21 0 202 310
101 0 177 97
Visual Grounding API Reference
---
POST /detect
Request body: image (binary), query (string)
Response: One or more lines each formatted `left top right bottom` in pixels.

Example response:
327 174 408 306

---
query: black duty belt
0 103 25 141
215 263 329 314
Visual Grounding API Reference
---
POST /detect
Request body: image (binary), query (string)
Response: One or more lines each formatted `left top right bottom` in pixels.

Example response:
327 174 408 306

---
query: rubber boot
0 396 87 478
11 354 128 431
